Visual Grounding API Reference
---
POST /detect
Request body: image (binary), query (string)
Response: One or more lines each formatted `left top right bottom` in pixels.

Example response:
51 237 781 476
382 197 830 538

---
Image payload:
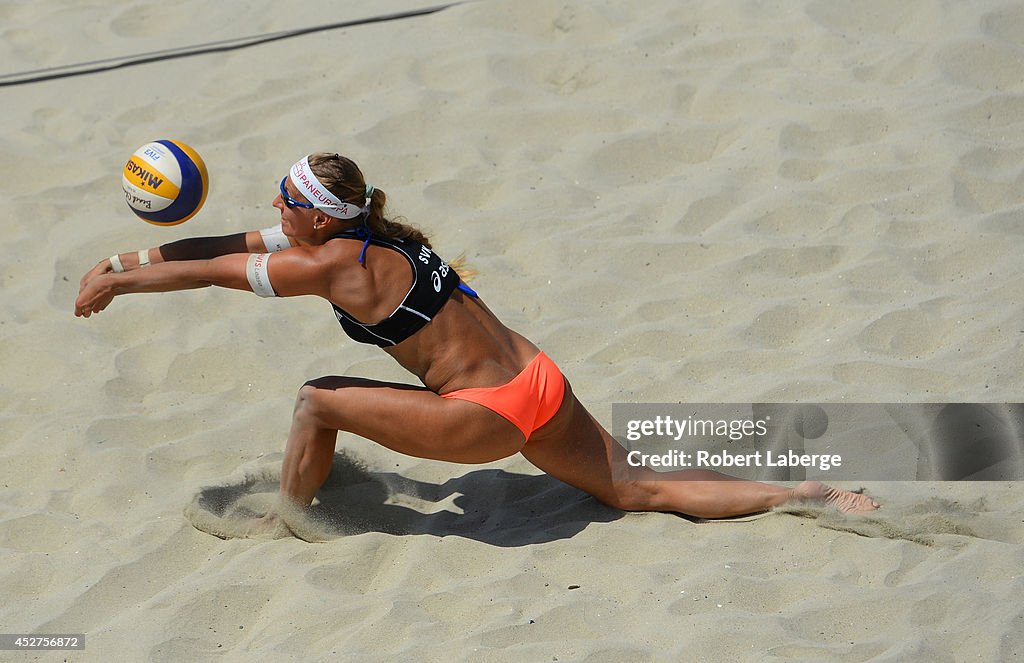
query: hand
79 258 114 292
75 273 117 318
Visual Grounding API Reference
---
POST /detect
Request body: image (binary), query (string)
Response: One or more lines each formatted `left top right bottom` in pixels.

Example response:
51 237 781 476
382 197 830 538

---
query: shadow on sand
186 450 624 543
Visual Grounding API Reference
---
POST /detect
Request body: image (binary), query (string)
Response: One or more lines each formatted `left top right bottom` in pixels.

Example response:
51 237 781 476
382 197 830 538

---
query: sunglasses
279 177 314 209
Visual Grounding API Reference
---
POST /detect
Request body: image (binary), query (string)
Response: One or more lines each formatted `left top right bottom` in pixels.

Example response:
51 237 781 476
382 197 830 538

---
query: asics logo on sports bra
434 261 450 292
419 246 448 291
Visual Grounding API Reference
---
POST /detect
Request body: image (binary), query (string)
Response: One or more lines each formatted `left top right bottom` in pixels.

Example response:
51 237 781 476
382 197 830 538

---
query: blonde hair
307 152 431 248
308 152 474 282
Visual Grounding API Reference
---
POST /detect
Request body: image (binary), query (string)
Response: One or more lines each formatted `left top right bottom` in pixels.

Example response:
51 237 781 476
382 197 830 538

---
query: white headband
289 156 369 220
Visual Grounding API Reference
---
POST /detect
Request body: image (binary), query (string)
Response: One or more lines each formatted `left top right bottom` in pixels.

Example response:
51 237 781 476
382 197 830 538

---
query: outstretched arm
79 226 292 290
74 246 333 318
76 253 246 318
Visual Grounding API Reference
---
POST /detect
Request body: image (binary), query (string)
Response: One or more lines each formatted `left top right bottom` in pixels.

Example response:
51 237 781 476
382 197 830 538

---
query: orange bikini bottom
440 352 566 441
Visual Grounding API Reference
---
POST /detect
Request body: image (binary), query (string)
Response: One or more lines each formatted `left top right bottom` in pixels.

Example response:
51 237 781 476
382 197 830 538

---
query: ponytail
308 152 475 280
308 152 432 248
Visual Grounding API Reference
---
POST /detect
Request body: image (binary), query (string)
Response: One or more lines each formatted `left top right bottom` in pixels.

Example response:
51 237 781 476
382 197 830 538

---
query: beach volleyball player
76 152 878 531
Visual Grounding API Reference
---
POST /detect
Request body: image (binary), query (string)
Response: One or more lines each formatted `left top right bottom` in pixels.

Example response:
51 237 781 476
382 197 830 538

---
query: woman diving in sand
75 152 878 531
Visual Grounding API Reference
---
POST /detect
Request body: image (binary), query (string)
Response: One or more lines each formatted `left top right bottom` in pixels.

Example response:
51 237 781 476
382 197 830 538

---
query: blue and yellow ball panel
122 139 208 226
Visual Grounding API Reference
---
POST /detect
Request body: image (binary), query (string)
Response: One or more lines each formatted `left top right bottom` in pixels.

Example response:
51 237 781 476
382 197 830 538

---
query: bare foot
793 480 879 513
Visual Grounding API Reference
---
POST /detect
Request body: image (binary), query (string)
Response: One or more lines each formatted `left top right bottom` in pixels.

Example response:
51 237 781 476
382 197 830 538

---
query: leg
522 389 878 518
279 375 527 507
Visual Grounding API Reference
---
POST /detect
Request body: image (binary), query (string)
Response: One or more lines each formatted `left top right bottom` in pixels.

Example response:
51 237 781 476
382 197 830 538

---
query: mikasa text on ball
122 140 209 226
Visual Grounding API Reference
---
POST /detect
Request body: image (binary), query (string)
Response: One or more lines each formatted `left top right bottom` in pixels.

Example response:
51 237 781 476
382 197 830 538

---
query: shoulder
318 236 365 262
259 240 362 298
280 236 368 266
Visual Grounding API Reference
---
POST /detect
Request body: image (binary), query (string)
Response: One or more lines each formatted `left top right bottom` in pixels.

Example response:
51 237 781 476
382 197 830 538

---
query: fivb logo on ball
122 139 208 226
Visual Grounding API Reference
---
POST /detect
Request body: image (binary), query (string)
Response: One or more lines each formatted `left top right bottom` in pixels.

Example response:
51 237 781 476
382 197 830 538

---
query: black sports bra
328 226 477 347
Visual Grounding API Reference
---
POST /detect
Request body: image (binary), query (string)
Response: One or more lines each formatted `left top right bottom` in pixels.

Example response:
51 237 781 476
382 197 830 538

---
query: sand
2 0 1024 660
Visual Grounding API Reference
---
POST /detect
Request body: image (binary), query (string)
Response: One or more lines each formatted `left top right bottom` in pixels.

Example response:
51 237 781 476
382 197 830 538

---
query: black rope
0 3 463 88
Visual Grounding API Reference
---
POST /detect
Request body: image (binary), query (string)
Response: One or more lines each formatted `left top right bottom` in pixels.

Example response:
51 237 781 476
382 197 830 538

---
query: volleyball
122 140 209 226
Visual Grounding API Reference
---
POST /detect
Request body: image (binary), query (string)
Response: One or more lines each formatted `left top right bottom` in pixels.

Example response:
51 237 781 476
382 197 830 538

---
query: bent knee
293 380 342 423
294 382 320 408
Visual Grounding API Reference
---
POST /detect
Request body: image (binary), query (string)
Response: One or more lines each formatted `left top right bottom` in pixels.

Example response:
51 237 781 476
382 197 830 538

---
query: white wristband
246 253 277 297
259 224 291 253
109 254 125 273
138 249 151 267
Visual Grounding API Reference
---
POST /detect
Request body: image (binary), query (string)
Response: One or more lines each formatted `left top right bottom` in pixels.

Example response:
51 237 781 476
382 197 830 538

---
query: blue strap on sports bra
350 224 372 265
347 223 477 297
329 226 477 346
